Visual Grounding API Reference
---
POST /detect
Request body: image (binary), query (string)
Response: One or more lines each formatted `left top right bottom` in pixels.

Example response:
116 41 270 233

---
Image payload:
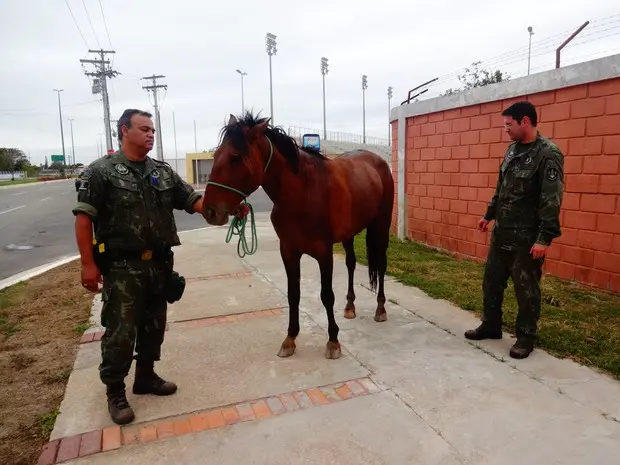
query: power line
97 0 113 49
63 0 89 48
81 0 102 49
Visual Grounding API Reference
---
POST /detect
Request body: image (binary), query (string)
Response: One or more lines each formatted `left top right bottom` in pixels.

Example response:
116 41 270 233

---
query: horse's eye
229 153 241 164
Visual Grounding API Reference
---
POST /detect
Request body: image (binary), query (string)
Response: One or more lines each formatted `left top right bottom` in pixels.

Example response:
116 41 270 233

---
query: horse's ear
228 114 238 125
256 118 271 132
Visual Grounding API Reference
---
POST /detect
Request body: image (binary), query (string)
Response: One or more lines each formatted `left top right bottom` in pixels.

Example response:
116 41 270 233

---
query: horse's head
203 113 273 226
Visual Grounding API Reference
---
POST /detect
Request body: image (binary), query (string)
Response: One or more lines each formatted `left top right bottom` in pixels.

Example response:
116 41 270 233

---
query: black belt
106 247 171 262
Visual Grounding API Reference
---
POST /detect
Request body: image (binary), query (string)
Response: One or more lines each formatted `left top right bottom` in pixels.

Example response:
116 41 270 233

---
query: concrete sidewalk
39 213 620 464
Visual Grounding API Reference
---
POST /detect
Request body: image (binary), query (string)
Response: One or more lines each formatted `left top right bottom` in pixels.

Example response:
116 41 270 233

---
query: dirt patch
0 260 94 465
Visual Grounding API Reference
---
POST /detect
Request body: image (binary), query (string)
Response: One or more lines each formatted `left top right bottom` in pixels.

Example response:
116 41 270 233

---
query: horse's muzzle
203 205 229 226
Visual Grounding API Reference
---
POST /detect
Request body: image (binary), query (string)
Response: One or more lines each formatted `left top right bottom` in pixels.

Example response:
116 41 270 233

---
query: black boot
509 338 534 359
106 384 135 425
464 322 503 340
133 361 178 396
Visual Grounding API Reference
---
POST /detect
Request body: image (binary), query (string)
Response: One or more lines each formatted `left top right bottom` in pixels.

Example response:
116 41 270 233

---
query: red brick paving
39 378 380 464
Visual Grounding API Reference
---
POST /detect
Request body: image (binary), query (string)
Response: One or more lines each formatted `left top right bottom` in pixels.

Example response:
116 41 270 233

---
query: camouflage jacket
484 133 564 249
72 150 202 252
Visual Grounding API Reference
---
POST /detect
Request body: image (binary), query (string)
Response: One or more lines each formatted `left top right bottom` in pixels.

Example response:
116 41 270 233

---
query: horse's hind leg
342 238 357 319
366 220 389 322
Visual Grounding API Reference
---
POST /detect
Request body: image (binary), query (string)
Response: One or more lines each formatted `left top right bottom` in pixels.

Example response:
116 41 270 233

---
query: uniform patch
115 164 129 175
151 169 160 178
524 156 532 165
78 179 89 190
546 167 559 181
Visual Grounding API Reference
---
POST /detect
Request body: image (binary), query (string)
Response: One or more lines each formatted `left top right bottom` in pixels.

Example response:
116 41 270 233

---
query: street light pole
320 57 329 140
68 118 76 166
265 33 277 126
387 86 393 146
236 69 247 114
173 111 179 173
527 26 534 75
53 89 66 164
362 75 368 144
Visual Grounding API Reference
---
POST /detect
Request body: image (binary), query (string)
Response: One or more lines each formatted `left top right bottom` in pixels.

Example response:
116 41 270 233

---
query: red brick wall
392 77 620 292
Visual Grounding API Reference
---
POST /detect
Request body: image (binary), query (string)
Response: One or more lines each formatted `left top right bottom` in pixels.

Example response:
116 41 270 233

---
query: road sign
51 154 65 163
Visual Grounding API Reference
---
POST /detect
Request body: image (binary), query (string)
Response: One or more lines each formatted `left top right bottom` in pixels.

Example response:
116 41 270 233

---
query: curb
0 179 72 190
0 254 80 291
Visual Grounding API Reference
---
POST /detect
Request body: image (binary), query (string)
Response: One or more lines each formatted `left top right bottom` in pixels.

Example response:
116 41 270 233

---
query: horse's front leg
277 242 302 358
318 246 341 359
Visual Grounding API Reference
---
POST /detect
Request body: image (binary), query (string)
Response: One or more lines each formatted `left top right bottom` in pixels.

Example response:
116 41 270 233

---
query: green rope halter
205 137 273 258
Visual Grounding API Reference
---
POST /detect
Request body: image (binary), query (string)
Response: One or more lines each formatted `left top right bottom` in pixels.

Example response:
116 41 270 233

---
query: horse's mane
219 111 328 172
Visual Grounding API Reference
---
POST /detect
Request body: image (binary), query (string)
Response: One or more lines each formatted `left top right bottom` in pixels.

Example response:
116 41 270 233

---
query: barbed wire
418 14 620 99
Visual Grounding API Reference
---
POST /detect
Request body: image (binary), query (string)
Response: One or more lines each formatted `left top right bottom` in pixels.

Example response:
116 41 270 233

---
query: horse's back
327 149 394 235
333 149 393 191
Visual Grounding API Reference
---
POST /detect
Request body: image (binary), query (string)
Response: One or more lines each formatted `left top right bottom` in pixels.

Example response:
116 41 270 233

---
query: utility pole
321 57 329 140
362 75 368 144
387 86 393 146
265 33 277 126
68 118 76 166
110 119 119 150
80 49 118 153
53 89 66 164
236 69 247 113
141 74 167 161
527 26 534 75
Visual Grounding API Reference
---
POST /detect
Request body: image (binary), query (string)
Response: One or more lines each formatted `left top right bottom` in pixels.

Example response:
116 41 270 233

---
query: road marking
41 197 50 202
10 192 24 196
0 205 25 215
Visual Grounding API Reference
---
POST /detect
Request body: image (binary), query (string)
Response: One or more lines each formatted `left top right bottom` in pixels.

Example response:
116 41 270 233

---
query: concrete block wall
390 54 620 292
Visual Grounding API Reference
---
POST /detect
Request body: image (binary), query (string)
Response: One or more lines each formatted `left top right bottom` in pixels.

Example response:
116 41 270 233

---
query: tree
0 148 29 171
442 61 509 96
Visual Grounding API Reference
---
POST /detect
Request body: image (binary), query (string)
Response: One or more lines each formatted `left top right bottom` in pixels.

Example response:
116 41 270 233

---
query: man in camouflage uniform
465 101 564 359
72 109 204 425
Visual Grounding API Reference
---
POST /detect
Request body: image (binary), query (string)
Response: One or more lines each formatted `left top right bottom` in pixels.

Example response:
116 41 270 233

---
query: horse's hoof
374 311 387 322
277 338 296 357
325 341 342 359
344 306 356 319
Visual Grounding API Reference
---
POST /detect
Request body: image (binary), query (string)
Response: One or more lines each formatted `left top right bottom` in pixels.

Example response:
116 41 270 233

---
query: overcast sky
1 0 619 167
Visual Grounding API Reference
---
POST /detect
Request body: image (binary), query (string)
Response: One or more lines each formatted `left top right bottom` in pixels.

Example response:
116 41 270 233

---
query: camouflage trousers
481 245 544 341
99 259 171 388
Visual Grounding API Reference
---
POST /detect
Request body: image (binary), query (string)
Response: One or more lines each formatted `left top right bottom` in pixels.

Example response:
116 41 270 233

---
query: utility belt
101 246 172 262
92 239 185 304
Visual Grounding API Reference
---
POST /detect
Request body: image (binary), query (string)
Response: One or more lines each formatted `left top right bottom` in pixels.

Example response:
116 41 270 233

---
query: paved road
0 180 273 281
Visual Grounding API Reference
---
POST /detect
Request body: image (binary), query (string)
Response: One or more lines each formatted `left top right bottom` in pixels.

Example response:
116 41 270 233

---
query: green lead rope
226 199 258 258
205 181 259 258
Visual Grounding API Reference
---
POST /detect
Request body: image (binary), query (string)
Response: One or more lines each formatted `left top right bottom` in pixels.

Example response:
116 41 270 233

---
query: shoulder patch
546 166 559 182
115 164 129 175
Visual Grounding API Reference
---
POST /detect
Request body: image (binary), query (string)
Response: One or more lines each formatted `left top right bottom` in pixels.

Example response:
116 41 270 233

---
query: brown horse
202 112 394 359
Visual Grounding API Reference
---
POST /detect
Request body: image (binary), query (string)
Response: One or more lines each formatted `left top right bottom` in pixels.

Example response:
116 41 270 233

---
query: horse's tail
366 164 393 294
